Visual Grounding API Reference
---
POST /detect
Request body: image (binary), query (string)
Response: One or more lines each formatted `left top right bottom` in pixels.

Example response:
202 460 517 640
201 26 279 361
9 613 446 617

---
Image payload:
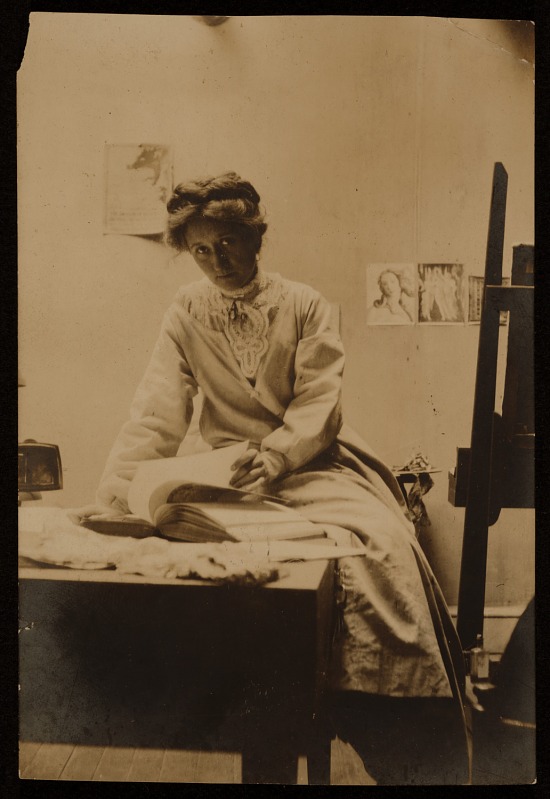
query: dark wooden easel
449 163 534 652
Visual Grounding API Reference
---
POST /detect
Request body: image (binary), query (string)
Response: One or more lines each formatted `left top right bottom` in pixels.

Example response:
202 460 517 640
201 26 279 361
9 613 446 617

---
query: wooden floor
19 738 376 784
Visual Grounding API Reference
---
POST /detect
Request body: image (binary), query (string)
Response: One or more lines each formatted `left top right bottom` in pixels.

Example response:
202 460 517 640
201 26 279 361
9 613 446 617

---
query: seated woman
73 172 469 785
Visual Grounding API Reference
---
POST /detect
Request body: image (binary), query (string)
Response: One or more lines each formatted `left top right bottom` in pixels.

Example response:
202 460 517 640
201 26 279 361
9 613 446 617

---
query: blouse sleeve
260 289 344 474
96 306 198 512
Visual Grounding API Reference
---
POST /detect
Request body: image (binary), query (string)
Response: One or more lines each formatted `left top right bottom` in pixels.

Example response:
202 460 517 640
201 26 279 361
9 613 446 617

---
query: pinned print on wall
468 275 510 325
468 275 484 323
366 264 417 325
418 263 465 324
104 144 173 235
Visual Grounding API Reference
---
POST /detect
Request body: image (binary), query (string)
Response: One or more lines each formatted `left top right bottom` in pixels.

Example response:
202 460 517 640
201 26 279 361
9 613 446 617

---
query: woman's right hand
67 504 126 526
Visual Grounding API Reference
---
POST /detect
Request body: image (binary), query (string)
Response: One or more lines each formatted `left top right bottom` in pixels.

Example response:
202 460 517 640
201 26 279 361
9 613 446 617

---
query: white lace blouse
180 268 288 382
96 269 344 510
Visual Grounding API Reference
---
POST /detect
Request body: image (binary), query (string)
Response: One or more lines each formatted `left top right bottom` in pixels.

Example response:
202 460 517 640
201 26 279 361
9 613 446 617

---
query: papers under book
19 507 365 586
86 442 326 543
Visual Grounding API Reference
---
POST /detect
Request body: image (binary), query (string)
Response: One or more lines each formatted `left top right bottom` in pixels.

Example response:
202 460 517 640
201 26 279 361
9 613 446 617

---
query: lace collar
216 267 267 301
179 269 287 381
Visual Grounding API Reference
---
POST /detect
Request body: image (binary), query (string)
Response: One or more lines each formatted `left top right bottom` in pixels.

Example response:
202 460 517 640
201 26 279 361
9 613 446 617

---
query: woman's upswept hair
165 172 267 252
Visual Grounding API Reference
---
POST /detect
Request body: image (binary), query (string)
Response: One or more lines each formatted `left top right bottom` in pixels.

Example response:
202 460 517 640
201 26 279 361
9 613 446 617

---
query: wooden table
19 558 335 784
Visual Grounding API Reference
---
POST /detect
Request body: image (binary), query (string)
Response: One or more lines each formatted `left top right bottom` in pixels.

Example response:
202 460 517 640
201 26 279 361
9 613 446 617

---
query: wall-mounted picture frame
468 275 484 323
468 275 510 325
366 263 417 326
104 143 173 236
418 263 465 324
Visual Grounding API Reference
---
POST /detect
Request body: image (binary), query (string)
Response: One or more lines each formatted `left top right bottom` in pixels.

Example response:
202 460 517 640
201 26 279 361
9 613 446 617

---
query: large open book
84 442 326 543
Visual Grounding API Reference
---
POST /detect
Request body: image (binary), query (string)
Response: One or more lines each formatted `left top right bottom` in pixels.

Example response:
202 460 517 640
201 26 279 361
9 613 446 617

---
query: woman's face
379 271 401 298
184 218 259 291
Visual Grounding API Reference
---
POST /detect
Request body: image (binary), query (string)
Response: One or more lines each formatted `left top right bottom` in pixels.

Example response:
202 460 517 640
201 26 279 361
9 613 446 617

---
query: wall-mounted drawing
418 263 465 324
468 274 509 325
366 263 417 325
104 143 173 236
468 275 484 323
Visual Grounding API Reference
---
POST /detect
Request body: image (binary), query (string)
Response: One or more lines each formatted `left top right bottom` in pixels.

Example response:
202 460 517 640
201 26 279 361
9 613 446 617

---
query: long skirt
270 426 471 782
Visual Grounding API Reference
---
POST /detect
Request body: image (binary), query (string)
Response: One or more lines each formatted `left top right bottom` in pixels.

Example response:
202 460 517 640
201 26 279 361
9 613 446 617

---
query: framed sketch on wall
468 275 484 323
366 263 417 325
104 144 173 236
469 275 510 325
418 263 466 324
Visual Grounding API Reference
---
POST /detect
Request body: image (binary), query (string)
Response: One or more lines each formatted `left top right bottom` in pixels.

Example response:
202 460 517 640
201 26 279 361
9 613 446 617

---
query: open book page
127 441 251 522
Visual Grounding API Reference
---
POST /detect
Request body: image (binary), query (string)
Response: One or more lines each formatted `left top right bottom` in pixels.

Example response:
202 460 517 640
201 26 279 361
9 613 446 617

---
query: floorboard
331 737 376 785
92 747 136 781
159 748 200 782
297 755 308 785
20 743 74 780
194 750 240 783
59 746 105 781
18 742 42 775
127 748 166 782
18 739 376 784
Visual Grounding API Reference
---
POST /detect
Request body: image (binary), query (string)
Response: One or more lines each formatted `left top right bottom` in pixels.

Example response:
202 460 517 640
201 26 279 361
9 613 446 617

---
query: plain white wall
18 14 534 605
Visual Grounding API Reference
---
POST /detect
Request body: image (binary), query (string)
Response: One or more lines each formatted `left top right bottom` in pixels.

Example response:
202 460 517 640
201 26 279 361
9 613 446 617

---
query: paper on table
18 506 366 570
231 541 366 562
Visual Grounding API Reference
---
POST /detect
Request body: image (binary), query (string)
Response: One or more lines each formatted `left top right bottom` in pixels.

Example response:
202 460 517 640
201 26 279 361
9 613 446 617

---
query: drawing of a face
379 271 401 298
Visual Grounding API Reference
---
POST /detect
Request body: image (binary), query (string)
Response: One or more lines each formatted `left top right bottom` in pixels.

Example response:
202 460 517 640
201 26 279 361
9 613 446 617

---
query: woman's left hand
230 447 269 492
